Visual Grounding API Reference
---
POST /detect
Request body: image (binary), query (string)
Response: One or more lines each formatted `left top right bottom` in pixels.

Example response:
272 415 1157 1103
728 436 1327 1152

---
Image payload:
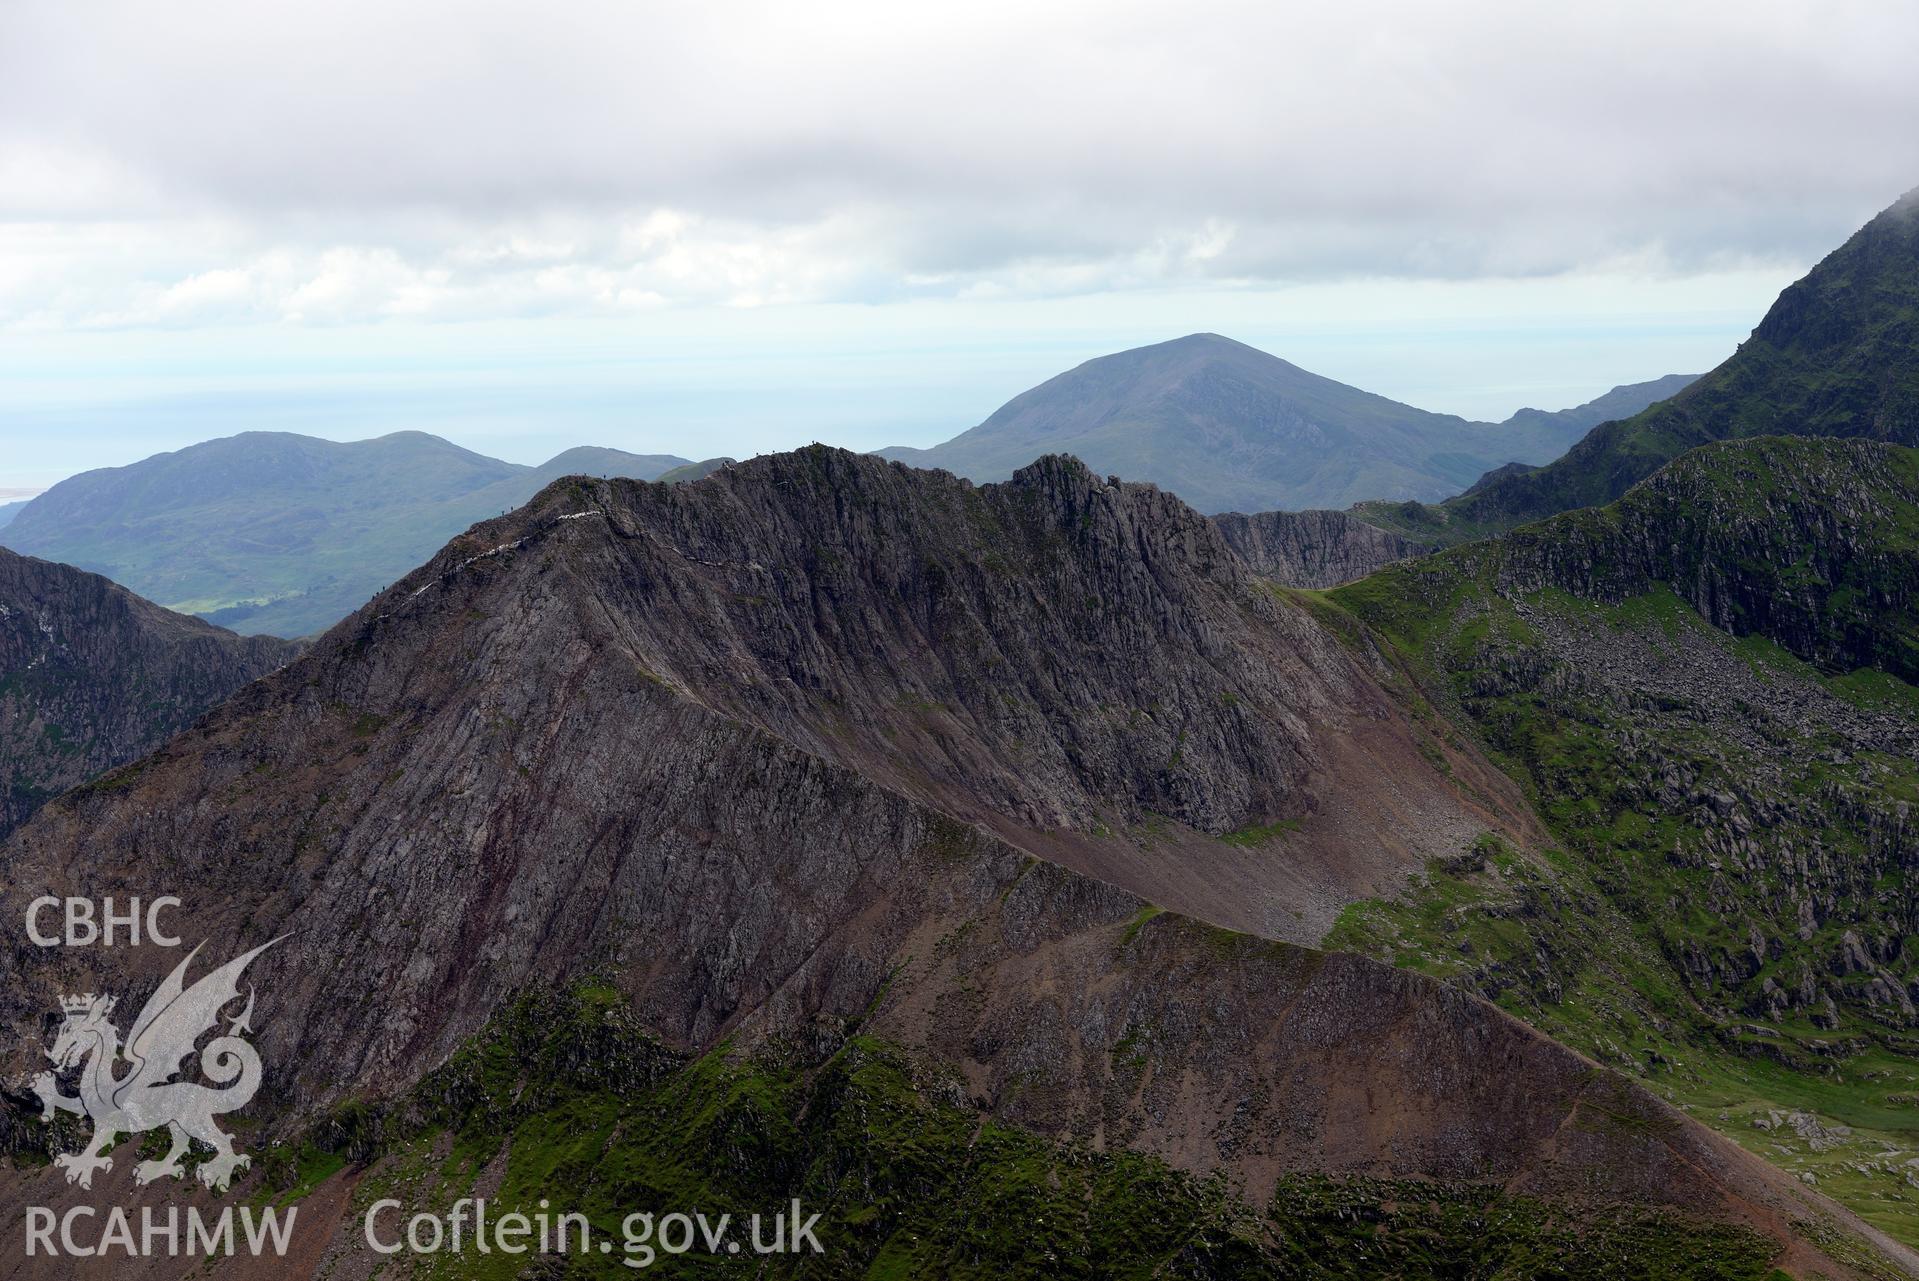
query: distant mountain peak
1086 330 1299 370
1150 331 1262 355
879 336 1691 513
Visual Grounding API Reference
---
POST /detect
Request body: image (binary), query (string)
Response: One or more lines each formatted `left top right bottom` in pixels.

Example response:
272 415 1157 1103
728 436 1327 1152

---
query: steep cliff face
0 448 1890 1276
1212 506 1426 587
264 446 1521 940
0 549 297 838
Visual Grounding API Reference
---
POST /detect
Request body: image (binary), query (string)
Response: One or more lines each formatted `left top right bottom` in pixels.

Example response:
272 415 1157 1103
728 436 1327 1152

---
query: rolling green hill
0 431 689 637
655 455 735 483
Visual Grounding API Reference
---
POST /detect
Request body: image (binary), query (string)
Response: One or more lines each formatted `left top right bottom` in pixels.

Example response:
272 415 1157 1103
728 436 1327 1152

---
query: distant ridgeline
879 332 1693 513
0 432 698 637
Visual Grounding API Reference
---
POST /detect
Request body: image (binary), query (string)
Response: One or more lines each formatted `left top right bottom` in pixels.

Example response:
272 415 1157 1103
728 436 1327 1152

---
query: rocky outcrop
1337 436 1919 1065
1212 506 1425 588
1491 437 1919 681
0 548 297 838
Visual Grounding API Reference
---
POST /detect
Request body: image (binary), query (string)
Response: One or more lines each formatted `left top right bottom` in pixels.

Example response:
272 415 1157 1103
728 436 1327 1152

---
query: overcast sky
3 0 1917 490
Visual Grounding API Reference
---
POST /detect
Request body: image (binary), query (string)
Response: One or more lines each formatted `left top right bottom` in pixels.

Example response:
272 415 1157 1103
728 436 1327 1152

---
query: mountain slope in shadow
0 546 297 839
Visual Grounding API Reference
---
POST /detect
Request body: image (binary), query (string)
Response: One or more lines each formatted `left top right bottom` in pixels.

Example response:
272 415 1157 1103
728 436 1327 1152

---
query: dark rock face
0 448 1883 1275
373 447 1517 941
0 548 297 838
1495 438 1919 681
560 449 1339 837
0 446 1510 1081
1212 507 1426 588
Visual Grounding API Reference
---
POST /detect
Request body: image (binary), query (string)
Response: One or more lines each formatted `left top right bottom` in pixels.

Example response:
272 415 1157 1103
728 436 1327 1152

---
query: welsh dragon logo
32 938 282 1192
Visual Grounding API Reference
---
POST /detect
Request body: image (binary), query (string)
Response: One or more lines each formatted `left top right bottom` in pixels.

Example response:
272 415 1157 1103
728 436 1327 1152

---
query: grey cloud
1 0 1916 317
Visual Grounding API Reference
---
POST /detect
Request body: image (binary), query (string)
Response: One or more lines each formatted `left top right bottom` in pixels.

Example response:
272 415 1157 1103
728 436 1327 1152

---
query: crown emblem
59 993 113 1016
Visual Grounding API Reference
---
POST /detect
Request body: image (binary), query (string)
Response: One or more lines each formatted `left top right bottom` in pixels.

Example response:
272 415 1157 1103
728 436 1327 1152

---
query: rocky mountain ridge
0 446 1892 1276
1495 437 1919 677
